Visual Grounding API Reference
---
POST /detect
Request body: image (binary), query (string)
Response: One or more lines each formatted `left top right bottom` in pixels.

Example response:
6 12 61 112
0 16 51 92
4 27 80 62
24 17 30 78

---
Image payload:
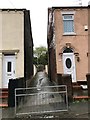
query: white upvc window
61 11 76 35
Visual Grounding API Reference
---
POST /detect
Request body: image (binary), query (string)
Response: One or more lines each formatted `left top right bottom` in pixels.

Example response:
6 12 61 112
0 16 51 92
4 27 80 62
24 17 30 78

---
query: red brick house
48 6 89 84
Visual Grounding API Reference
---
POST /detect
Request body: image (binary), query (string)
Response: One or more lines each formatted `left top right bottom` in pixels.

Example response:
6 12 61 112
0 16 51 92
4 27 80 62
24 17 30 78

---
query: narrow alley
15 71 68 116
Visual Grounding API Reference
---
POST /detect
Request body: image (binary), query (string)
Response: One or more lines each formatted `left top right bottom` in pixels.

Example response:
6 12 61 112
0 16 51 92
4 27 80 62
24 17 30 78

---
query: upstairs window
62 11 76 35
63 14 74 33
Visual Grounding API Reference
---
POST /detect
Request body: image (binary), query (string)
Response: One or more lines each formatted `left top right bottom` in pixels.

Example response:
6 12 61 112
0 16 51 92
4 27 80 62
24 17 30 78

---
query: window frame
61 11 76 35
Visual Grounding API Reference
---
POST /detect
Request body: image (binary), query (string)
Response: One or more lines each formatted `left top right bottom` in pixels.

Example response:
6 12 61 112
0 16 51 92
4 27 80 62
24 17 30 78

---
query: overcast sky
0 0 89 48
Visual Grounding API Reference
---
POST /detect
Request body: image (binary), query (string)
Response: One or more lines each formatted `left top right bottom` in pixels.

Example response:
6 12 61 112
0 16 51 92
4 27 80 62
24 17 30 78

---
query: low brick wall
57 74 73 102
86 73 90 96
8 77 25 107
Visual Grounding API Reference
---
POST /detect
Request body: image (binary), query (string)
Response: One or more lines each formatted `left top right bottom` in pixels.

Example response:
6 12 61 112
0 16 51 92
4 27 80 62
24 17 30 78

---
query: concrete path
15 72 66 115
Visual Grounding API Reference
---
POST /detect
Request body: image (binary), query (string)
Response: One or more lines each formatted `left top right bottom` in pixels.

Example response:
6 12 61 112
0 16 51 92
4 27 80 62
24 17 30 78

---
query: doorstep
73 95 90 100
0 103 8 108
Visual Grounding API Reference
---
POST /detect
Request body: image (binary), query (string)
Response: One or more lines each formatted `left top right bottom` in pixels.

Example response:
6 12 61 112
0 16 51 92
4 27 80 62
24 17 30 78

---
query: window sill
63 32 76 36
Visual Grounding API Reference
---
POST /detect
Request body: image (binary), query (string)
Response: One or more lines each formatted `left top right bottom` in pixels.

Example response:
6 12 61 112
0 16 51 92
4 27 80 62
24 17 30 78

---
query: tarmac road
1 100 89 119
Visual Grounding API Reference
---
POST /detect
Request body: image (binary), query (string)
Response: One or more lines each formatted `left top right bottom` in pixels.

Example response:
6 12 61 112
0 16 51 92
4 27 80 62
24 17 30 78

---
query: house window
62 13 75 35
66 58 72 69
7 62 12 72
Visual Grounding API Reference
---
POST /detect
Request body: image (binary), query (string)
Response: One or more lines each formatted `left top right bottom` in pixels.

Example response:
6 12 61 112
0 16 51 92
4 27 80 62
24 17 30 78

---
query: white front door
3 55 16 88
63 53 76 82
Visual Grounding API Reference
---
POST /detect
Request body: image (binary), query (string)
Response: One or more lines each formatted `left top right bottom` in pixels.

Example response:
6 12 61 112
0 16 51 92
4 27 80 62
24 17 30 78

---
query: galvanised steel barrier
15 85 68 116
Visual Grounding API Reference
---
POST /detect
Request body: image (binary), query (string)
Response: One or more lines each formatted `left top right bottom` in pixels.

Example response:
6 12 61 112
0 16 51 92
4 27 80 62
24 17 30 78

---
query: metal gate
15 85 68 116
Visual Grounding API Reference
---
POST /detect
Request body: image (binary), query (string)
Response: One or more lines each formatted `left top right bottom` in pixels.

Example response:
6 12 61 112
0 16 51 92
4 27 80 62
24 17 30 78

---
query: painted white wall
45 65 48 74
33 65 37 75
0 12 2 88
0 54 2 88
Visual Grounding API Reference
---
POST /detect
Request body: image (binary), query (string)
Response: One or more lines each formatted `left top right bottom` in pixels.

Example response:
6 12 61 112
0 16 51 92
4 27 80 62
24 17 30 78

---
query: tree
33 46 48 66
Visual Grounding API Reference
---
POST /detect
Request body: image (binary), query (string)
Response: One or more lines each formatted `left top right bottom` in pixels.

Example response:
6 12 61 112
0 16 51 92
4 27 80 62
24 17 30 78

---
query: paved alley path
15 71 67 115
28 71 55 87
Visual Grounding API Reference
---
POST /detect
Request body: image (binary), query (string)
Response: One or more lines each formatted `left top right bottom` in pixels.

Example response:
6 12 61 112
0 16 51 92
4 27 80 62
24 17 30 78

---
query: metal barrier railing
15 85 68 116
